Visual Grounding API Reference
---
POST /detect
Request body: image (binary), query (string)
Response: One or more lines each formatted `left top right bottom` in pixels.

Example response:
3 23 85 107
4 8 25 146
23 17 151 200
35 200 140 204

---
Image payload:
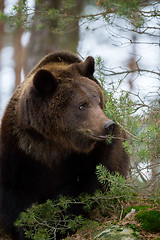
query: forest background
0 0 160 239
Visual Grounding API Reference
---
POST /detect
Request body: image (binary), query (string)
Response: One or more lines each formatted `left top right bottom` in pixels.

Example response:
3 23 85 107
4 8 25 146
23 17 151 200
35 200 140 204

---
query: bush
15 165 133 239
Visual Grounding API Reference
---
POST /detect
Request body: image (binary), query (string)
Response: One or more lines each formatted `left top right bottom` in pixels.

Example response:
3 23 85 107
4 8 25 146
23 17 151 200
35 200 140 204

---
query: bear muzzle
90 120 116 141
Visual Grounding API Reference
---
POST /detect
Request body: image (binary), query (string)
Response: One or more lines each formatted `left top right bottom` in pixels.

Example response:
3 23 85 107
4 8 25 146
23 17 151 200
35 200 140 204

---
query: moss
135 210 160 233
123 205 150 218
93 225 137 239
79 220 99 231
128 224 140 239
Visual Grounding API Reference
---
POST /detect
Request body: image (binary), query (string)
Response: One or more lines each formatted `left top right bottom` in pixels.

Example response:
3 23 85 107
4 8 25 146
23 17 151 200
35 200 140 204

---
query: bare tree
13 0 24 87
0 0 5 114
24 0 85 74
0 0 4 54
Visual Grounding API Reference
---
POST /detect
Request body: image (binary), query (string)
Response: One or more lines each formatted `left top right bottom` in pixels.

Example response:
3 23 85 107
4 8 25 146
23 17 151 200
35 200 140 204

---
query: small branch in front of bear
116 121 139 141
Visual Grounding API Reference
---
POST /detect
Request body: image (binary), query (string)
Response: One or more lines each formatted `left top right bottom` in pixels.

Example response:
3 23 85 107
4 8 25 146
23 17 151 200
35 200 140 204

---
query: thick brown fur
0 51 129 240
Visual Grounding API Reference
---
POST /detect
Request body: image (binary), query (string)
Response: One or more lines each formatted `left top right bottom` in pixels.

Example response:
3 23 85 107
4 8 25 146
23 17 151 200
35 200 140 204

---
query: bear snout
104 120 116 135
104 120 115 130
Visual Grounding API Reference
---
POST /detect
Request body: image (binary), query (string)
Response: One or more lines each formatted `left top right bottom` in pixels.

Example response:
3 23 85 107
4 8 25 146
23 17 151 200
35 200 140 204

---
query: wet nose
104 120 115 130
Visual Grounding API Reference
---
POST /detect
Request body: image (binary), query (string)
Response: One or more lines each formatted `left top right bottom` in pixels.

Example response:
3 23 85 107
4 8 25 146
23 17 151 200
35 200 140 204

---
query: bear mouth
78 129 108 141
90 134 108 141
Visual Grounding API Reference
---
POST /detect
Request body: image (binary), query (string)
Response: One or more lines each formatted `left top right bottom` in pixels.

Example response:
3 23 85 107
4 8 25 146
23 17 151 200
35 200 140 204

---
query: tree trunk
13 27 24 88
0 0 5 113
0 0 5 53
24 0 85 74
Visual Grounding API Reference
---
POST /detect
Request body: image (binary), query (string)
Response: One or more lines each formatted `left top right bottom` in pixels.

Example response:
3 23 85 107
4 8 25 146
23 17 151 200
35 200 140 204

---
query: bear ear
33 69 57 95
78 56 95 78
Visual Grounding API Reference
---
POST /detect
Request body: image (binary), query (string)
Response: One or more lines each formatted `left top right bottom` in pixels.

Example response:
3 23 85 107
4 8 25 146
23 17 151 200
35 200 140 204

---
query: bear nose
104 120 115 130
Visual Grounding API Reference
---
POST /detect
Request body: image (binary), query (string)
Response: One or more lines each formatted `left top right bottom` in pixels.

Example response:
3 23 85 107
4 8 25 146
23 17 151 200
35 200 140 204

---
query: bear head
17 52 115 162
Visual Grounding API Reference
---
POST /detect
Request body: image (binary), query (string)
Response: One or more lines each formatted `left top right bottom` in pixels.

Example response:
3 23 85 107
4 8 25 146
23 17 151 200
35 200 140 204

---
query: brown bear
0 51 129 240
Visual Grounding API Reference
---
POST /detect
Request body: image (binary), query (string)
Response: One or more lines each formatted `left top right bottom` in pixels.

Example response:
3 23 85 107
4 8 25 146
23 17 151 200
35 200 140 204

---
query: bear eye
79 104 86 111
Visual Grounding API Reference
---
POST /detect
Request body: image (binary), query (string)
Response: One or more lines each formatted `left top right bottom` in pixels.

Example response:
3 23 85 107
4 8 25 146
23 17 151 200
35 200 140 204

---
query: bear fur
0 51 129 239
